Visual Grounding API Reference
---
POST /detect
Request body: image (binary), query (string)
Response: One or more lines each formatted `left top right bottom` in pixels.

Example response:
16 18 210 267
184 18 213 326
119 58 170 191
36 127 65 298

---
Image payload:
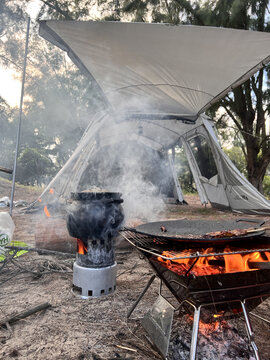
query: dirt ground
0 179 270 360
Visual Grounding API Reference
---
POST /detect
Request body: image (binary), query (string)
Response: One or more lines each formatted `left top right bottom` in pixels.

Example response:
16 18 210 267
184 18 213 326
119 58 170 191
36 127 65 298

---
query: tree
0 97 16 172
203 0 270 194
0 0 105 185
16 148 54 185
2 0 270 192
120 0 270 194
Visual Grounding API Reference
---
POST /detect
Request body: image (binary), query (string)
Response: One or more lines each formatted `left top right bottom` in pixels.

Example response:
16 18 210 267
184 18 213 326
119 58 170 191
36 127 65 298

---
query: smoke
118 173 167 222
78 130 173 223
34 57 176 223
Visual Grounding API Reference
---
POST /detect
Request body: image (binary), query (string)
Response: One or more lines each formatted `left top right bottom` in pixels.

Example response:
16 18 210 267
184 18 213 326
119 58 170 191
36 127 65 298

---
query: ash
168 312 255 360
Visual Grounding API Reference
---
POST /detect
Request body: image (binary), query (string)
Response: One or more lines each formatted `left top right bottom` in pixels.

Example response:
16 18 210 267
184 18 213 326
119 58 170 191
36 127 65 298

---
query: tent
38 21 270 216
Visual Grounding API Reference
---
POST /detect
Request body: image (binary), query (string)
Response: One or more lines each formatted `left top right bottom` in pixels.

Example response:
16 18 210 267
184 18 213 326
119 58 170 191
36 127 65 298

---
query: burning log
248 261 270 270
120 228 270 359
157 247 270 275
168 313 256 360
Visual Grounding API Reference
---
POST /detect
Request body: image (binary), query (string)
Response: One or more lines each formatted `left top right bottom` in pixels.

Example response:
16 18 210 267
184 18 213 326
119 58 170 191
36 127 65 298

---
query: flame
199 319 220 335
77 239 87 255
49 188 54 194
44 205 51 218
38 198 42 203
157 247 270 276
224 250 267 273
188 314 220 334
213 313 223 319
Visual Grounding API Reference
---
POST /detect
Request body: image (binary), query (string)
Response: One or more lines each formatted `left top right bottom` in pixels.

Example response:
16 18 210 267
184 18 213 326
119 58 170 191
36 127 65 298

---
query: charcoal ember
168 314 255 360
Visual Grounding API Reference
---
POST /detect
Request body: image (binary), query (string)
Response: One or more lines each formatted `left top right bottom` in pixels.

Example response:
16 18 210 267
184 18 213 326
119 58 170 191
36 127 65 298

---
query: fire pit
66 190 124 298
120 220 270 360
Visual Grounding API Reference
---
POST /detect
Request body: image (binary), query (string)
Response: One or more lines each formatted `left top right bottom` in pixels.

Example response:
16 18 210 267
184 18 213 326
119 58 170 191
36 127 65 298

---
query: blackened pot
66 191 124 267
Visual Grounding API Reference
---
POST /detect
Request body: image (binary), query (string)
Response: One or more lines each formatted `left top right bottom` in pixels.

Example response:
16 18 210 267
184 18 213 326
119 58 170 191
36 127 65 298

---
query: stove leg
190 306 201 360
127 274 156 318
241 301 261 360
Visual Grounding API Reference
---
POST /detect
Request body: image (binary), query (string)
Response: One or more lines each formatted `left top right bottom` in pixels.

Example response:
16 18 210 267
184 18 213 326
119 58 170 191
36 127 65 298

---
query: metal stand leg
127 275 156 318
250 312 270 325
241 301 261 360
190 306 201 360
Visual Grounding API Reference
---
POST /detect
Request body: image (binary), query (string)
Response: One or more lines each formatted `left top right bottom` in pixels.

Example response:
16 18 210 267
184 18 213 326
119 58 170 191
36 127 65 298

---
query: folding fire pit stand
120 230 270 360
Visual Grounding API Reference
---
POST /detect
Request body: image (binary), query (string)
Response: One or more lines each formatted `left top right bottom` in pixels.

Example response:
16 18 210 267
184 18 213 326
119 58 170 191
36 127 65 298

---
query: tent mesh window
189 135 218 180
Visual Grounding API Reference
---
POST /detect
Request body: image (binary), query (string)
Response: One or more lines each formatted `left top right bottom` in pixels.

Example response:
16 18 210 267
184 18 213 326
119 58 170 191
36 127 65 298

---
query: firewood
116 345 137 352
248 261 270 269
0 166 12 174
0 302 51 328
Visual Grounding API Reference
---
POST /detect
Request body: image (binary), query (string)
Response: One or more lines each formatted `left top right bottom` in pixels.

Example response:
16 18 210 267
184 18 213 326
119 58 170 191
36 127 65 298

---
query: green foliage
174 146 197 193
37 0 92 20
16 148 55 186
263 175 270 199
224 147 247 176
0 1 106 185
0 97 16 173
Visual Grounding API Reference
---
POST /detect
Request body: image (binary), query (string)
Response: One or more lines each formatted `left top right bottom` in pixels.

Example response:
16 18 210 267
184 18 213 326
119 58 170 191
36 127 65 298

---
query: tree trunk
246 155 269 194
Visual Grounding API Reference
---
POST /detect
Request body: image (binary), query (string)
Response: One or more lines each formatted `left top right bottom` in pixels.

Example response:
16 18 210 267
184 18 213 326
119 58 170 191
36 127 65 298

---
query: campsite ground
0 179 270 360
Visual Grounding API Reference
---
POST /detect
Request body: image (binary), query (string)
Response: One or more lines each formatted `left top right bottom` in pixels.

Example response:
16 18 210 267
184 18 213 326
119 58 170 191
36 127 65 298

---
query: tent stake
10 17 30 217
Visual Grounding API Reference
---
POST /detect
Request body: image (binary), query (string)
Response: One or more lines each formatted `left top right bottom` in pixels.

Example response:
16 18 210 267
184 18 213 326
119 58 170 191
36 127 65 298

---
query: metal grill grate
120 228 270 261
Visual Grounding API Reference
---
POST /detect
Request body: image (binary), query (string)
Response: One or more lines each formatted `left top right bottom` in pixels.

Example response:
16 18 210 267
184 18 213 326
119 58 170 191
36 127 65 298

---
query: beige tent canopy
38 21 270 215
39 21 270 122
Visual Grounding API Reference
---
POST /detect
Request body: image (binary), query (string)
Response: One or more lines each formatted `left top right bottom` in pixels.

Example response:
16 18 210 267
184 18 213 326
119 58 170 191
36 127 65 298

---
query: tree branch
39 0 74 20
164 0 173 22
221 101 242 131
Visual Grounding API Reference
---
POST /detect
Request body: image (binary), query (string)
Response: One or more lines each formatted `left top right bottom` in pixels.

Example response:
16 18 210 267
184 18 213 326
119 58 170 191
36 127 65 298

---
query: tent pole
10 17 30 217
181 137 208 206
168 148 185 203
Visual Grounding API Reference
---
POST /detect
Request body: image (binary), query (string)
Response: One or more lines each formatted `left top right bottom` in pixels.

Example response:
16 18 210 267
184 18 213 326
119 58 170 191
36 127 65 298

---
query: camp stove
66 190 124 299
120 224 270 360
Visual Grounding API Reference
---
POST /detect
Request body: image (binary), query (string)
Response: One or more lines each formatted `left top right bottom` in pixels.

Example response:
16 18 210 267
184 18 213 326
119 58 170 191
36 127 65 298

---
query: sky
0 0 41 107
0 68 21 107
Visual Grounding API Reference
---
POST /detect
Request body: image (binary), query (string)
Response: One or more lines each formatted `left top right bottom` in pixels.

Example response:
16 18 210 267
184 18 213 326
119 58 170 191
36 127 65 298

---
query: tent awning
39 21 270 120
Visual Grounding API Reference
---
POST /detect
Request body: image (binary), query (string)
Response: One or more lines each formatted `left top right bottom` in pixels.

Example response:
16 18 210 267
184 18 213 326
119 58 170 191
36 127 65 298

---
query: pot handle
236 218 265 227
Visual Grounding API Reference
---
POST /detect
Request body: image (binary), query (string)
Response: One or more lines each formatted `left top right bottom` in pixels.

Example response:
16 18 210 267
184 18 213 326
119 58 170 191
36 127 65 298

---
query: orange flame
224 250 267 273
38 198 42 203
44 205 51 217
199 319 220 335
77 239 87 255
49 188 54 194
188 314 220 334
157 247 270 276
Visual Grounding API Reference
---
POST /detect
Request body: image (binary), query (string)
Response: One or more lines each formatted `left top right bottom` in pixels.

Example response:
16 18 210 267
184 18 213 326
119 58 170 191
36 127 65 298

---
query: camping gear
66 190 124 298
130 218 266 243
36 22 270 215
120 228 270 359
39 21 270 120
0 212 15 248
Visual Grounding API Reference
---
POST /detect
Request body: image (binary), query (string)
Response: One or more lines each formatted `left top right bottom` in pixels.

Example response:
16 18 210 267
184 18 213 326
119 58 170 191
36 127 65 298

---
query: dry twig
0 302 51 328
